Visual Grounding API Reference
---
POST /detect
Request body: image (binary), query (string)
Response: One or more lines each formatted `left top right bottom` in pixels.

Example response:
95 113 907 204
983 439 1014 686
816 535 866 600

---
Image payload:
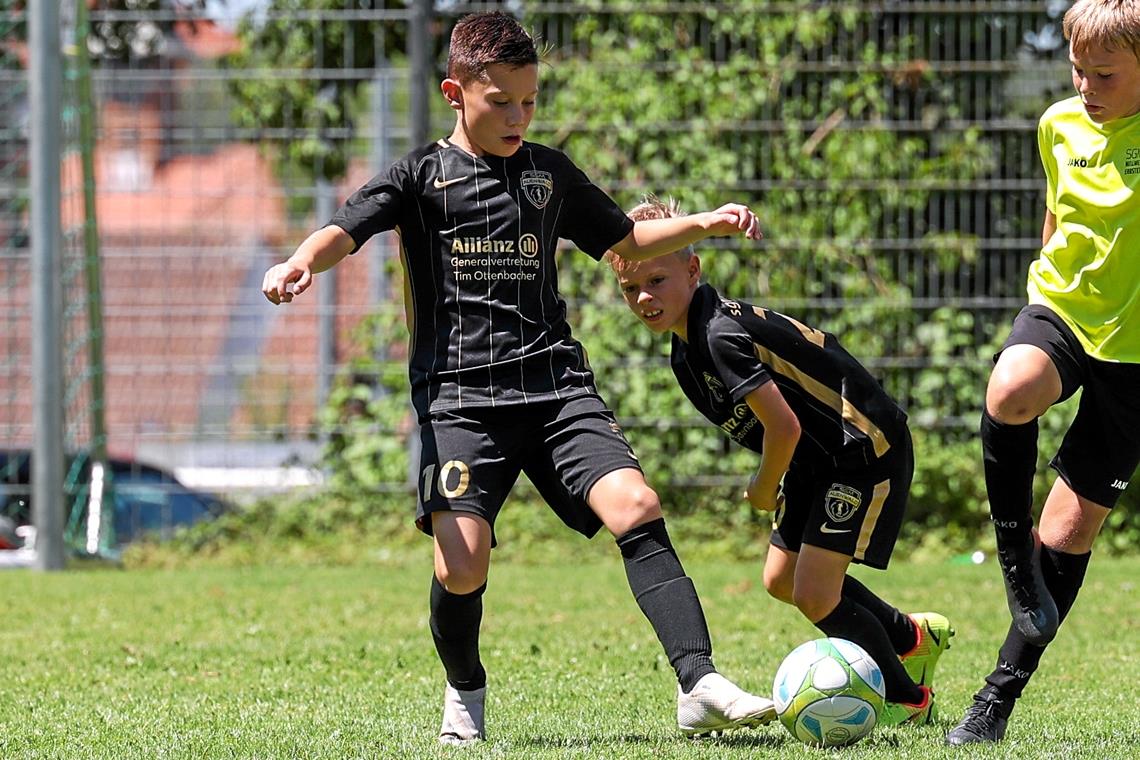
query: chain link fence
6 1 1071 511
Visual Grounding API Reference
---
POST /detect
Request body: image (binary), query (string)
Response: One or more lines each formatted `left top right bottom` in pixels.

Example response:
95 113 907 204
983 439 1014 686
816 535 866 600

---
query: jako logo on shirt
521 170 553 209
1066 156 1090 168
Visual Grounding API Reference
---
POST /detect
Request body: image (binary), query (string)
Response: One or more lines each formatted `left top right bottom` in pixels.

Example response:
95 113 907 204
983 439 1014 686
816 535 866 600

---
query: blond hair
1064 0 1140 59
605 194 695 274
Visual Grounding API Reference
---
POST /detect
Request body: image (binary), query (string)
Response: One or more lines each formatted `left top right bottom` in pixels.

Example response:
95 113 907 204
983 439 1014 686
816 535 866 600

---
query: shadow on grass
519 729 787 750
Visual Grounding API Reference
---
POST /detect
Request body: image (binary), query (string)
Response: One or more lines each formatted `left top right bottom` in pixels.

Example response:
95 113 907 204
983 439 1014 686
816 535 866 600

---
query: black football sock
841 575 917 655
616 518 715 692
815 596 923 704
980 409 1039 546
985 547 1091 698
430 574 487 691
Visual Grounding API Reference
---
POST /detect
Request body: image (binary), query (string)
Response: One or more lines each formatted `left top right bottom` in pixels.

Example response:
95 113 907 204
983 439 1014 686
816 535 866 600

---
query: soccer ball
772 637 885 747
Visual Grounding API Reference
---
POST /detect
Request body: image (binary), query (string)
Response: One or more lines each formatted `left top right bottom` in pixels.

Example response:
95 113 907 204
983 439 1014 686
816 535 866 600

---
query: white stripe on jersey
545 194 567 399
504 156 529 403
475 150 495 407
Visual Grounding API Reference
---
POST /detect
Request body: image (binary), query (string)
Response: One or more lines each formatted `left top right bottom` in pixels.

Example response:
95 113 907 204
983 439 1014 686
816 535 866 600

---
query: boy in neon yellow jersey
948 0 1140 746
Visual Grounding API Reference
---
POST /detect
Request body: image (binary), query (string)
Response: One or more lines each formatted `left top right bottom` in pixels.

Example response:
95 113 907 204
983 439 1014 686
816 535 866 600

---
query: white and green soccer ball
772 637 885 747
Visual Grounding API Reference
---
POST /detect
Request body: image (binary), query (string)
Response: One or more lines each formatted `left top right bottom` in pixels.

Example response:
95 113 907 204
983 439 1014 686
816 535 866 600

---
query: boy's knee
792 587 838 623
607 484 663 535
763 569 794 605
435 563 488 595
986 360 1057 423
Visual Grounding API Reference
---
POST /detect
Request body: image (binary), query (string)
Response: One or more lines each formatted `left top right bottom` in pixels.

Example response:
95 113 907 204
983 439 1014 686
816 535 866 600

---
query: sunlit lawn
5 554 1139 759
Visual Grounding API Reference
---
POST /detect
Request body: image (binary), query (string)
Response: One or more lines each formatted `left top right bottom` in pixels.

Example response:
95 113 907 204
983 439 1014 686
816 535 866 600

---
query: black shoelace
960 697 1007 735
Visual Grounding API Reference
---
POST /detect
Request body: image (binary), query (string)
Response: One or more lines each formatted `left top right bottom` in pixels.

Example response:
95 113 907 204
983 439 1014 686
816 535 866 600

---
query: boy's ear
688 255 702 283
441 78 463 111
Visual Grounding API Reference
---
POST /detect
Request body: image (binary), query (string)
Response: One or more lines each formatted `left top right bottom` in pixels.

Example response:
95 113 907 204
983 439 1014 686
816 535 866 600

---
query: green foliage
219 2 1140 555
223 0 416 184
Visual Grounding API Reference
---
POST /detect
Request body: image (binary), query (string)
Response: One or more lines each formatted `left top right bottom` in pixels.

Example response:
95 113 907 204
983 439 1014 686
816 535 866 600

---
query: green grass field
6 555 1139 759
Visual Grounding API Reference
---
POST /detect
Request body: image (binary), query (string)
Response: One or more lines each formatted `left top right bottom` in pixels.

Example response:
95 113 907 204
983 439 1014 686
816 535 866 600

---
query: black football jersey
331 139 634 418
671 284 906 466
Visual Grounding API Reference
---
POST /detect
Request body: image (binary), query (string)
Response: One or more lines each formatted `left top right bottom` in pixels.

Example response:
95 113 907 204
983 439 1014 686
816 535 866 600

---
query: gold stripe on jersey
752 344 891 458
782 313 827 348
854 479 890 562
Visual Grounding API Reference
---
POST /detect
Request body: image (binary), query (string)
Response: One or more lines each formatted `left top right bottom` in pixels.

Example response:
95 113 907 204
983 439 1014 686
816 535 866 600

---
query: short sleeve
329 159 411 252
707 320 772 402
1037 112 1058 215
555 157 635 260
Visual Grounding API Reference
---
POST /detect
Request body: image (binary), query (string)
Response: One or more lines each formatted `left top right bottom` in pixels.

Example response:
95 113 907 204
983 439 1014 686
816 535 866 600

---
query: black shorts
770 425 913 570
414 393 642 545
999 304 1140 507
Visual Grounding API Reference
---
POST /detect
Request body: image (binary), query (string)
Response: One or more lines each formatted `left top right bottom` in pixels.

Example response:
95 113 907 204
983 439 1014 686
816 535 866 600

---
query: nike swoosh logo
819 524 851 534
433 176 468 189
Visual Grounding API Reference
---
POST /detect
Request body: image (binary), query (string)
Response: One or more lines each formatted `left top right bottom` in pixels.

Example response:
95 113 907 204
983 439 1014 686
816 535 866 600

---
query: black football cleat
996 532 1059 646
946 686 1012 745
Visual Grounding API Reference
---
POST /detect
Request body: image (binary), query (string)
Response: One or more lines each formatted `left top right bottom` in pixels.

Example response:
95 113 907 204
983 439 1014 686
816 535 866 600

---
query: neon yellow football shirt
1031 95 1140 362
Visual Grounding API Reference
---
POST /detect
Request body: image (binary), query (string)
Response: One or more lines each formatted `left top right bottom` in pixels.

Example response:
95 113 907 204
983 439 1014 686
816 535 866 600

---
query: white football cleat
677 672 777 737
439 684 485 746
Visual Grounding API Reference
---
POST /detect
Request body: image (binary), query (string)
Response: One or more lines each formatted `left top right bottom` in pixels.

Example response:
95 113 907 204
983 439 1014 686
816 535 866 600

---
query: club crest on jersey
521 170 553 209
703 372 726 403
824 484 862 523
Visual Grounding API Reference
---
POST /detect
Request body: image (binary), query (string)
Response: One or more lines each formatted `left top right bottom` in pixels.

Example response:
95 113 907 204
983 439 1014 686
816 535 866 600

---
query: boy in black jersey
262 12 773 746
608 197 955 728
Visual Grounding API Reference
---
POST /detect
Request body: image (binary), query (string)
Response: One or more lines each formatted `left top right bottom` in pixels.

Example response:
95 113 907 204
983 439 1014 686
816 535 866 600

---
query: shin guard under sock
841 575 916 655
616 518 715 692
985 547 1091 698
980 409 1040 545
816 596 923 704
430 574 487 691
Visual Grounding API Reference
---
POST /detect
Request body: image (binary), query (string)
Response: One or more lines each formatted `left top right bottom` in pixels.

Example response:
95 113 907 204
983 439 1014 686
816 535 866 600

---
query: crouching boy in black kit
608 196 954 727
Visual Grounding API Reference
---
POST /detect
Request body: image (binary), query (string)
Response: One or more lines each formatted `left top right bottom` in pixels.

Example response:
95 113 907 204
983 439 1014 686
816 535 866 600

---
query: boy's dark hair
1064 0 1140 60
447 11 538 84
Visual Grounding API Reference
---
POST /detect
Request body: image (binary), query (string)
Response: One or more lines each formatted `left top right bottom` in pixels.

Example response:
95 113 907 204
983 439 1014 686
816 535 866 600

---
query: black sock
815 596 923 704
616 518 715 692
980 409 1039 545
841 575 916 655
985 547 1091 698
429 574 487 691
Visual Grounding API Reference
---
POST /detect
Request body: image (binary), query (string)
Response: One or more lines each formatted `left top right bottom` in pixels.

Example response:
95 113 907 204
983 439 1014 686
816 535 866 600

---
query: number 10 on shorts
422 460 471 500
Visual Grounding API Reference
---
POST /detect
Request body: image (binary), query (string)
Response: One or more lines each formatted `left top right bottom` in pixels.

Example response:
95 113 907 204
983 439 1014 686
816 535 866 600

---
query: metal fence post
31 0 66 570
409 0 432 147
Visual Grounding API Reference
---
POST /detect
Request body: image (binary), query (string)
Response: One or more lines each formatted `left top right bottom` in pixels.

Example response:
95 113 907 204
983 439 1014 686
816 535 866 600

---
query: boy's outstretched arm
262 225 356 305
609 203 762 263
742 382 800 512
